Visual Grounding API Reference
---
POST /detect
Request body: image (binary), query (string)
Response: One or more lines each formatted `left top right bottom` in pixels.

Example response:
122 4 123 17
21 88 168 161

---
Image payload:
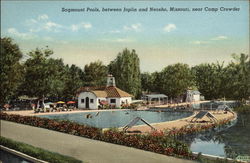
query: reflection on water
179 112 250 159
40 110 192 128
191 140 225 157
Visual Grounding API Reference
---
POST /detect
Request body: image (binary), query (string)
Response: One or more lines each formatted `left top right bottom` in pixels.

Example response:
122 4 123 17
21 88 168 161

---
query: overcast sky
1 1 249 72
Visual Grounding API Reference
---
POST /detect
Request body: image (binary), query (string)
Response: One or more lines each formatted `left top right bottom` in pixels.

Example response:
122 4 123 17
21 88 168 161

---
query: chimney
107 74 116 87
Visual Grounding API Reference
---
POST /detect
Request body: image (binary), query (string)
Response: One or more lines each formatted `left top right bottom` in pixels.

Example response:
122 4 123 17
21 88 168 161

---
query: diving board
217 104 234 114
191 111 218 123
123 117 156 132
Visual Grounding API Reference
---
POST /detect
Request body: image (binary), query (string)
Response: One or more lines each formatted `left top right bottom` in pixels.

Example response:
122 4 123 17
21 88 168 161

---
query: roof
144 94 168 98
92 90 107 98
77 86 133 98
105 86 133 97
192 91 201 95
187 90 201 95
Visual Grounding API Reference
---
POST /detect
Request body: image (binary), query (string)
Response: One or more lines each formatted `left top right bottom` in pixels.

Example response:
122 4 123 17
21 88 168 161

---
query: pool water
177 101 249 159
191 140 226 157
187 112 250 159
39 110 192 128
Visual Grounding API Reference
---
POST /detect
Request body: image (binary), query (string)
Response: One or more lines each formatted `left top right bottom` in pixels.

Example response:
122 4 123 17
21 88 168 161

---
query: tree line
142 54 250 101
1 37 249 106
0 37 141 105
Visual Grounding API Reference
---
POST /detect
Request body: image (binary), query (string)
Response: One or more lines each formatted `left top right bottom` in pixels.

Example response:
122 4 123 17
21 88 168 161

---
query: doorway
85 97 89 108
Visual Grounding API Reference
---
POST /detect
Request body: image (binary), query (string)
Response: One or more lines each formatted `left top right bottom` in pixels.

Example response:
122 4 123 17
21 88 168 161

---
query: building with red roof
77 75 133 109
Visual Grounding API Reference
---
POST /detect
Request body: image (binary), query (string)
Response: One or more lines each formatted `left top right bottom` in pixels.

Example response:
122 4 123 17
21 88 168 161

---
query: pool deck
3 108 130 116
125 111 236 133
153 100 210 108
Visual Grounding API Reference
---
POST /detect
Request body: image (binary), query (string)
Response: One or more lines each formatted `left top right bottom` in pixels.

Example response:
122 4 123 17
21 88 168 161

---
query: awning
100 100 108 105
57 101 65 104
144 94 168 98
67 101 76 104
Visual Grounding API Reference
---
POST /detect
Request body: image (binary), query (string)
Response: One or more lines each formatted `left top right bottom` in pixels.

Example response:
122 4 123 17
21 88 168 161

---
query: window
110 99 116 103
81 99 84 103
90 99 94 103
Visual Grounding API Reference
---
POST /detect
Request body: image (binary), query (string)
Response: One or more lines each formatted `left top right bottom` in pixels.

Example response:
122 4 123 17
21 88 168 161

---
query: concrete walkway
1 120 196 163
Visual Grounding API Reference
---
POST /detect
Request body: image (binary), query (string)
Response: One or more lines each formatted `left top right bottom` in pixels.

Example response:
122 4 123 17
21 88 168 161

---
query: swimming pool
39 110 192 128
187 112 250 159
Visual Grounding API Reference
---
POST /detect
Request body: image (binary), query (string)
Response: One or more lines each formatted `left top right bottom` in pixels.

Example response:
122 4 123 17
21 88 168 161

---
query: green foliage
192 54 250 100
160 63 194 98
192 62 225 99
109 48 141 98
0 136 82 163
19 48 65 99
18 48 84 101
83 60 107 86
63 64 84 99
228 53 250 100
233 105 250 114
0 37 24 105
141 72 153 93
141 63 194 98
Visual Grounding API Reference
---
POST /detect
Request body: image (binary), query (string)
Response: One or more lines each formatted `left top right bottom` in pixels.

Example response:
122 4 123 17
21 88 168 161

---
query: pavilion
142 94 168 105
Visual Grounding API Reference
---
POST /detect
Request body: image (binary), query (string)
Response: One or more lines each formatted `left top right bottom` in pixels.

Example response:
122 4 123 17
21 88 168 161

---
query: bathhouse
77 75 133 109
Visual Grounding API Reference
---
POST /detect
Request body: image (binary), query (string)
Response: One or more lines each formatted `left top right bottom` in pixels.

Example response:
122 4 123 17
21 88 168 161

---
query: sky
1 1 249 72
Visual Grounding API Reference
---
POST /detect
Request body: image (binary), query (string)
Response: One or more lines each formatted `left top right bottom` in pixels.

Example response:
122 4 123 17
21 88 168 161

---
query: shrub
233 105 250 114
0 112 195 159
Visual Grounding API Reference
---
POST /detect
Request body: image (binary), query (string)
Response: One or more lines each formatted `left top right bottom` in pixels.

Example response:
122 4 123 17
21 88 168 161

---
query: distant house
185 90 201 102
77 75 133 109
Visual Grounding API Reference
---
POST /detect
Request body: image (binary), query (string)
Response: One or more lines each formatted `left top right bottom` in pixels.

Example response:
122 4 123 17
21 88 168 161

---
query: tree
83 60 107 86
0 37 24 105
141 72 153 93
192 62 225 99
45 58 68 99
192 54 250 101
225 53 250 100
20 47 67 106
63 64 84 100
159 63 194 98
108 48 141 98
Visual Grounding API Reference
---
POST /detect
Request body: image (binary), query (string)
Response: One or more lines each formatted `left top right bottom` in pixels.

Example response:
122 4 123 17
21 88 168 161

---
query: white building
185 90 201 102
77 75 133 109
